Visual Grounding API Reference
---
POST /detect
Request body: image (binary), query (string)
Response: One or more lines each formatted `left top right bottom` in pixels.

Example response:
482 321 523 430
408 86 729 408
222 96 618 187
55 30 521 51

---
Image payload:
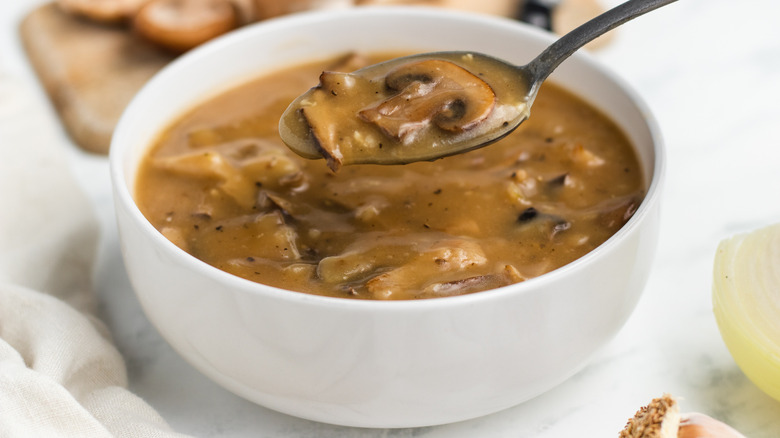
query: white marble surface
2 0 780 436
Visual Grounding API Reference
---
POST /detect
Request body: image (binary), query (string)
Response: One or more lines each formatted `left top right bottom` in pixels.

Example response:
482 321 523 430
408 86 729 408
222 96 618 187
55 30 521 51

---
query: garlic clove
678 413 747 438
620 396 748 438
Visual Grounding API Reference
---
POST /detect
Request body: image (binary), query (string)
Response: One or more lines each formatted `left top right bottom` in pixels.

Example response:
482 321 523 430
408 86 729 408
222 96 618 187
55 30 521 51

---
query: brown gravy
135 53 644 300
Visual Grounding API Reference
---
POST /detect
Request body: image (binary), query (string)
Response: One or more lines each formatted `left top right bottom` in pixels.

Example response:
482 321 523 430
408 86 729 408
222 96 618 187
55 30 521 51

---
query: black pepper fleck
517 207 538 223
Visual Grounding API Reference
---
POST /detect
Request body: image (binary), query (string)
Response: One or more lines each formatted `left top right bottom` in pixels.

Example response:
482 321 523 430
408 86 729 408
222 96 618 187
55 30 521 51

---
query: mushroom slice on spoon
358 59 497 141
280 52 530 171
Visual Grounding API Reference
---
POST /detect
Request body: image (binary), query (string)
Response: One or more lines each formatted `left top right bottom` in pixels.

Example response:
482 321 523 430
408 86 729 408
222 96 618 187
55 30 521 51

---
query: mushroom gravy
135 52 644 300
280 52 529 170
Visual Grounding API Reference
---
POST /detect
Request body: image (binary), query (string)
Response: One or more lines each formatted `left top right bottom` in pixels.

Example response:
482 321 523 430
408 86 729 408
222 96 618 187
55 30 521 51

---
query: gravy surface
136 53 644 300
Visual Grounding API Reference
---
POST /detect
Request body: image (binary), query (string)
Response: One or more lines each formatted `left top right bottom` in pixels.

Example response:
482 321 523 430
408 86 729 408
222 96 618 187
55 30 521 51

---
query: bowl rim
110 6 666 312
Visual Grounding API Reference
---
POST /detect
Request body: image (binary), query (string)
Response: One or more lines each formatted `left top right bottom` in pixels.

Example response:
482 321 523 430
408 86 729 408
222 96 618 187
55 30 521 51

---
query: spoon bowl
279 50 531 169
280 0 677 168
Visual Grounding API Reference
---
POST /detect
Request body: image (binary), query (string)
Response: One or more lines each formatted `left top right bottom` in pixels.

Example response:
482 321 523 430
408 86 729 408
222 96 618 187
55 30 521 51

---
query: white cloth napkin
0 74 190 437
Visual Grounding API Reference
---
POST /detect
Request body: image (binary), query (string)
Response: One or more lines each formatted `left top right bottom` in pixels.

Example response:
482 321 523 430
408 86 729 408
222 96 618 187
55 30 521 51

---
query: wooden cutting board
20 3 176 154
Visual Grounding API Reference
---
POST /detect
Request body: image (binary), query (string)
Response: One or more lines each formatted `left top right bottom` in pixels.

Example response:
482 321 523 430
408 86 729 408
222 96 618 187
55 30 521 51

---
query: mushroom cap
56 0 152 23
133 0 239 52
359 59 496 141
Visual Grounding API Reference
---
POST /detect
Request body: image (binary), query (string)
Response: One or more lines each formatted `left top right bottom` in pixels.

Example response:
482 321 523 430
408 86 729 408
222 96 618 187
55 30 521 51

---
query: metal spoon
279 0 677 170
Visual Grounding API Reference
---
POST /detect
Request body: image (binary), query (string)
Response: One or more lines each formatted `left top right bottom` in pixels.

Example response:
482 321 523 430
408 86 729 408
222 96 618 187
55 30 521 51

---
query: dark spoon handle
524 0 678 92
518 0 563 31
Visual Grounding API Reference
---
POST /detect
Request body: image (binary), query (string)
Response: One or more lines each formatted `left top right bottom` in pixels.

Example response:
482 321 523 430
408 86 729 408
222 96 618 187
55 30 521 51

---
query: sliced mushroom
133 0 239 53
192 210 302 262
152 145 255 209
358 59 496 141
546 172 570 189
316 234 487 293
516 206 571 240
253 0 353 20
256 191 296 217
419 264 526 298
566 142 605 167
56 0 151 23
364 239 488 299
316 235 417 285
237 147 305 190
226 0 258 24
597 194 642 230
298 71 360 171
153 148 235 180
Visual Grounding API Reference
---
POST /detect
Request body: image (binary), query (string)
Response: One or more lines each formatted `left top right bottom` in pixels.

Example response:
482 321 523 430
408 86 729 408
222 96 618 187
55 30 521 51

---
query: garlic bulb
619 395 747 438
713 223 780 402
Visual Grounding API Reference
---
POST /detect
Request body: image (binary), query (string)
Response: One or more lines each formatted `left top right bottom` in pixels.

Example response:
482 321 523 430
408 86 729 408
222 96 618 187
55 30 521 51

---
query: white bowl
110 7 664 428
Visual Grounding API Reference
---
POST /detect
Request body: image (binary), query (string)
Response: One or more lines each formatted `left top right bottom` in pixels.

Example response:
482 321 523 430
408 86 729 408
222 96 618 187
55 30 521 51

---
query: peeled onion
713 223 780 401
